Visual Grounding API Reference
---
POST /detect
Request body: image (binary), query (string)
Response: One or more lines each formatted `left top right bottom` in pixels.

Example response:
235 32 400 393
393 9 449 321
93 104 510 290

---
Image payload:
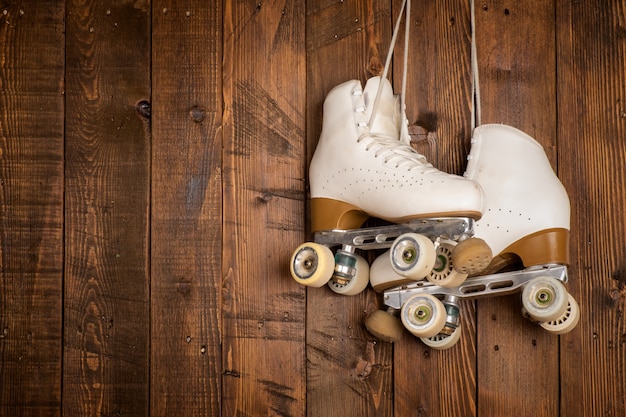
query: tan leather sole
310 197 482 233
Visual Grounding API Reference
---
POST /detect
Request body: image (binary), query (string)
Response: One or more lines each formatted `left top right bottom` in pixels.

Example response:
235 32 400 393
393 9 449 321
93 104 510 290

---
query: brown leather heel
310 198 369 233
501 228 570 267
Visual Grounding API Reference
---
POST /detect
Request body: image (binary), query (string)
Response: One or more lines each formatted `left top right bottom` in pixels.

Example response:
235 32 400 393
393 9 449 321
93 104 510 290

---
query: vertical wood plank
393 1 477 415
221 0 307 415
557 1 626 415
151 2 222 416
305 1 394 416
64 1 151 416
474 1 560 415
0 2 65 416
397 0 475 173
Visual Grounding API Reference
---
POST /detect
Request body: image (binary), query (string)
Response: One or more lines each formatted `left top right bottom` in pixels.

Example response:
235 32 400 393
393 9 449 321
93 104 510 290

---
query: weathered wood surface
150 2 223 416
0 2 65 417
222 1 306 416
0 1 624 416
64 1 151 416
557 1 626 415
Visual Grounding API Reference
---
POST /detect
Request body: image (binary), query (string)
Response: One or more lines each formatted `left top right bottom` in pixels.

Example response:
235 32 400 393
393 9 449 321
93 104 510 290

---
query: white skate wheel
521 276 569 322
390 233 436 280
328 253 369 296
364 309 404 342
290 242 334 287
370 250 424 292
421 325 462 350
400 293 447 338
540 293 580 334
427 240 468 288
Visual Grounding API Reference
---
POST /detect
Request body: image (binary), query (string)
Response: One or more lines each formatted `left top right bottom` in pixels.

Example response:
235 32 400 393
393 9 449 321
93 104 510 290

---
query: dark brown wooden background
1 0 624 416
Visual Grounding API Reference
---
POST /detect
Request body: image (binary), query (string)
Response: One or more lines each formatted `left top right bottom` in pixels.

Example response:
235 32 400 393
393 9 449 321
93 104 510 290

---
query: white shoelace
470 0 481 129
357 133 439 172
369 0 409 130
356 0 482 177
370 0 482 130
361 0 443 173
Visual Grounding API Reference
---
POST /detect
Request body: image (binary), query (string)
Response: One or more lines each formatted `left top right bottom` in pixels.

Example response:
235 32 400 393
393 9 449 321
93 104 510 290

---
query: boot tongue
363 76 401 138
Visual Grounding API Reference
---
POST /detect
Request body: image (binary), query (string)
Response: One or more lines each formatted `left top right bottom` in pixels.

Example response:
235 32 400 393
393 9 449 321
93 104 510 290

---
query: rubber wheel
400 293 447 338
370 250 422 293
421 325 462 350
365 309 404 342
540 293 580 334
290 242 334 287
521 276 569 322
451 237 492 275
427 240 468 288
328 253 369 296
390 233 436 280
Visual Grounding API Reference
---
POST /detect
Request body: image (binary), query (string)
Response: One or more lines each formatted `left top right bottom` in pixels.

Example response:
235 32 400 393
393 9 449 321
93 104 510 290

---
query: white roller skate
289 75 492 296
367 125 579 347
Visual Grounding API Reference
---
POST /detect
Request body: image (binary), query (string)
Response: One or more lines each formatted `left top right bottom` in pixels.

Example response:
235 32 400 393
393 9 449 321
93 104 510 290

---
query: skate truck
363 124 580 349
291 216 490 295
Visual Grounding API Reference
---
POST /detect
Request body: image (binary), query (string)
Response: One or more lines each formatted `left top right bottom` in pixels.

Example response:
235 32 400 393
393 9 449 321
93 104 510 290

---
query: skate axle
314 217 474 251
383 264 568 310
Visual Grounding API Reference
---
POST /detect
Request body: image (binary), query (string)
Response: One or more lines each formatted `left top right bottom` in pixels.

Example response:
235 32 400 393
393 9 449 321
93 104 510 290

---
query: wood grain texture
305 2 394 416
150 2 223 416
221 1 307 415
474 1 560 415
557 1 626 415
393 1 477 415
0 1 625 416
64 1 151 416
0 2 65 416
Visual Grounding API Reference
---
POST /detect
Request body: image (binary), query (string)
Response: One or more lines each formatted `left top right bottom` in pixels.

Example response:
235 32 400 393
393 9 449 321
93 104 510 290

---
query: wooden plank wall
0 1 624 416
64 2 151 416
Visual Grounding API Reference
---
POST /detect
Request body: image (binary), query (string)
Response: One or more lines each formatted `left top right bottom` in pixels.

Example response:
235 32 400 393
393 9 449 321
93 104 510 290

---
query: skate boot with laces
367 124 579 347
289 75 492 296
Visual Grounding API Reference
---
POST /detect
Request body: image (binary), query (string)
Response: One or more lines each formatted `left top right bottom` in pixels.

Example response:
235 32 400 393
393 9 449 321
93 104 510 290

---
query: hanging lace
470 0 482 129
368 0 409 133
358 0 440 174
372 0 482 130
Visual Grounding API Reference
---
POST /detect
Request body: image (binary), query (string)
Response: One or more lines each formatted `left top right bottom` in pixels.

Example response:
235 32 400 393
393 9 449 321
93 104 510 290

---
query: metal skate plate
313 217 474 250
382 264 568 310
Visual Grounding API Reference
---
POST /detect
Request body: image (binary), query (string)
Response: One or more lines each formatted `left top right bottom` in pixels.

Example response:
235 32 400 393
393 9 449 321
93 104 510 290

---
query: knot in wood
135 100 151 119
190 106 206 123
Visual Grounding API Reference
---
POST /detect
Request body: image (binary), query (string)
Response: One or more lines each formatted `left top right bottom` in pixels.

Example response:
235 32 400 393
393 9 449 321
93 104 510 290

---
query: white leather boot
290 76 492 296
308 76 485 233
464 124 570 270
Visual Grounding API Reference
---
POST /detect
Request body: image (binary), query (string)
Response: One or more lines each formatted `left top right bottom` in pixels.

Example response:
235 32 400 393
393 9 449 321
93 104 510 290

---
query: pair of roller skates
289 75 580 349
